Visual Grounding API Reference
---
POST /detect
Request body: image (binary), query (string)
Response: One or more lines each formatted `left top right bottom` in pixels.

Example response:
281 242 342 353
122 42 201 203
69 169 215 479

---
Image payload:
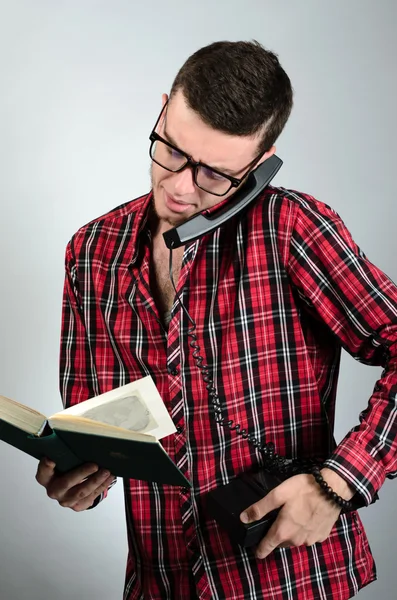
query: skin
36 459 114 511
241 468 354 559
150 90 274 238
36 89 355 554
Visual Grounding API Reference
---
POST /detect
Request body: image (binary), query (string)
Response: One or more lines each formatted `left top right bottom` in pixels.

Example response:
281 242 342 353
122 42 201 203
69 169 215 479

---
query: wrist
319 467 355 501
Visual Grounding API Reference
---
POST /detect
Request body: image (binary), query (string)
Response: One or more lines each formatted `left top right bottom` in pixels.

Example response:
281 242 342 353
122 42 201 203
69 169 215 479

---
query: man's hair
170 40 293 154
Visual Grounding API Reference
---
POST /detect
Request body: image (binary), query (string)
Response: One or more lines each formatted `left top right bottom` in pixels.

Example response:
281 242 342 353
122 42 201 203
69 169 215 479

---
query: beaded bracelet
311 466 353 511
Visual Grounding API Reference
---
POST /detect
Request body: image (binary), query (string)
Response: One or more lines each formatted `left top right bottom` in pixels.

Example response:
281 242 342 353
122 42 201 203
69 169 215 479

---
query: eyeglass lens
150 139 232 195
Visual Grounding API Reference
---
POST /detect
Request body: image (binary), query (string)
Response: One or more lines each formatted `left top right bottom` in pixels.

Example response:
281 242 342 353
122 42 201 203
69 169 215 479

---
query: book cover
0 377 190 487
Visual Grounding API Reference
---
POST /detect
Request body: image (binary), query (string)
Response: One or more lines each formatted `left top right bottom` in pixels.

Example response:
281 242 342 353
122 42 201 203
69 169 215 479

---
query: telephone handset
162 154 283 249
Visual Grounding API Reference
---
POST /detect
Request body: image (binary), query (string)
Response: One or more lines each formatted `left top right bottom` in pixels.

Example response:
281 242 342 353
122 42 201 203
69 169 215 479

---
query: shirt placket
132 239 210 597
166 243 211 599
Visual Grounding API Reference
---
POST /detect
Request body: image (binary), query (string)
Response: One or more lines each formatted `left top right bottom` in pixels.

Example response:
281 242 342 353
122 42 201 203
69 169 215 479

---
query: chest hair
150 240 185 318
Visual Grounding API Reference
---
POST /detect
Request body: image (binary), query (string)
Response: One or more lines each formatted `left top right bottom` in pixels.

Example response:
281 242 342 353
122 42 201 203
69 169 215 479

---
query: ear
156 93 169 131
256 145 276 168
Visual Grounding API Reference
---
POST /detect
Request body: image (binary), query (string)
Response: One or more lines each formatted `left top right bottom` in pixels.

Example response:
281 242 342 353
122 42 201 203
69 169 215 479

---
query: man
36 40 397 599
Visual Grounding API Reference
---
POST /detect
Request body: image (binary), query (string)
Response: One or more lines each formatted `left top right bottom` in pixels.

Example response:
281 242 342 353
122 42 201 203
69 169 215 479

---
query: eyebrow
163 126 240 177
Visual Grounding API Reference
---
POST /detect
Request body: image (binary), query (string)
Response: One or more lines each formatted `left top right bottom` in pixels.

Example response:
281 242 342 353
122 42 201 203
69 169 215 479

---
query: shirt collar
129 191 153 265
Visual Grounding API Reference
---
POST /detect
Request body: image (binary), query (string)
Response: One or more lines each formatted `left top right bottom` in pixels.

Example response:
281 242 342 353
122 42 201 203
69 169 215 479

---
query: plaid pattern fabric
60 186 397 599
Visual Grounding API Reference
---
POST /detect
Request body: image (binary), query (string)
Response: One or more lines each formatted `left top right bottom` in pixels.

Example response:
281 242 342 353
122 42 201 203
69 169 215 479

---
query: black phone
206 469 289 547
162 154 282 249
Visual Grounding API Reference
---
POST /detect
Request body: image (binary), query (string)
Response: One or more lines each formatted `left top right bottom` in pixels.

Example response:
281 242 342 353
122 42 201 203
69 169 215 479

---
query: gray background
0 1 396 598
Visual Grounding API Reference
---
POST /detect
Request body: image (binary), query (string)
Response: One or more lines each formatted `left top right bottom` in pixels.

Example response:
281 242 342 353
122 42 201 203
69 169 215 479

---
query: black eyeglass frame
149 101 266 197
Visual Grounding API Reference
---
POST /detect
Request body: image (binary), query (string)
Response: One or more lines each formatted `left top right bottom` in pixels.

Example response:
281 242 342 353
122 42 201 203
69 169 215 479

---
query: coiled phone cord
168 248 317 475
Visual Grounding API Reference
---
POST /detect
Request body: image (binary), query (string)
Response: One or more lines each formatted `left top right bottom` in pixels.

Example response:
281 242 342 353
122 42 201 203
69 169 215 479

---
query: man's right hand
36 458 115 512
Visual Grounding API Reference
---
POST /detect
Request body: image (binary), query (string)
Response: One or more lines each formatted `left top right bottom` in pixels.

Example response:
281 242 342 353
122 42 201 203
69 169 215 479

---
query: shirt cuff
323 437 385 507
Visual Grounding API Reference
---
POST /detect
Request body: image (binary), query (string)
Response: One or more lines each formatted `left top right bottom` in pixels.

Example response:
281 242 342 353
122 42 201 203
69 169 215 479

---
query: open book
0 377 189 486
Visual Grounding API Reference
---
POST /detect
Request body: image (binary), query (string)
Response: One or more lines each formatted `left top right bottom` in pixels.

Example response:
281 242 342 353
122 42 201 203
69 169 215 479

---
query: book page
51 376 176 440
0 394 47 435
48 415 157 442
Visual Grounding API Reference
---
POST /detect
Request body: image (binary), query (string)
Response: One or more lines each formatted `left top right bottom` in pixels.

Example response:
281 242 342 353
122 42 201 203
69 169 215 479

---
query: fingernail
101 470 110 478
240 512 249 524
256 551 265 560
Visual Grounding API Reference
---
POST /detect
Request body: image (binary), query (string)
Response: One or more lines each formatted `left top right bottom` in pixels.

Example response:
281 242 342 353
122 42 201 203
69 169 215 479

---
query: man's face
150 90 275 232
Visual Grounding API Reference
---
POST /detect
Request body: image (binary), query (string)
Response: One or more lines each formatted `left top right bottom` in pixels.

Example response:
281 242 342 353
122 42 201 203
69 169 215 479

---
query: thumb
240 487 285 524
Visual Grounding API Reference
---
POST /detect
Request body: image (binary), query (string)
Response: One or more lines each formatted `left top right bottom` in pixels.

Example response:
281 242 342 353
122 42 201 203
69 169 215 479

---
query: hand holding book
36 458 115 511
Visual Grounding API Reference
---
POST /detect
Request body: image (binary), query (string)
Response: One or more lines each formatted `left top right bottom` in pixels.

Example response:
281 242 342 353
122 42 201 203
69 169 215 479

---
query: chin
150 196 181 229
153 187 198 227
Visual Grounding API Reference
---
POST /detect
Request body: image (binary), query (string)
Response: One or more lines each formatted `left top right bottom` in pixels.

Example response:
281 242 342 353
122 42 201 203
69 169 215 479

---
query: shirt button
167 366 179 375
176 425 183 434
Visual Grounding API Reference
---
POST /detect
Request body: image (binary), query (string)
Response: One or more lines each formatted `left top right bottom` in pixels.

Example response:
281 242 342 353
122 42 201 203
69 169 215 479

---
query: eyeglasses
149 101 263 197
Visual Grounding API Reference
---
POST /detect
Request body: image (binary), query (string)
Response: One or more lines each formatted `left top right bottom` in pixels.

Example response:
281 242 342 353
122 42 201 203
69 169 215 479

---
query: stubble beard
150 166 193 229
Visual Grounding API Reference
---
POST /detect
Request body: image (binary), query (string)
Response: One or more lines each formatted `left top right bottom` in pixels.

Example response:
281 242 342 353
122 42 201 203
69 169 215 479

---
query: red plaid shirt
60 186 397 599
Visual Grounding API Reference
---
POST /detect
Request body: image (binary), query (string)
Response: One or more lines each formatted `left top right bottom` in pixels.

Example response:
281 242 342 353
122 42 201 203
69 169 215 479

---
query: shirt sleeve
59 239 116 507
286 195 397 506
60 239 100 408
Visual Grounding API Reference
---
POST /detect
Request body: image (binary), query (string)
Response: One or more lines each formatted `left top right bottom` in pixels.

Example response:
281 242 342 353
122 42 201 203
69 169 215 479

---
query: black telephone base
206 470 288 547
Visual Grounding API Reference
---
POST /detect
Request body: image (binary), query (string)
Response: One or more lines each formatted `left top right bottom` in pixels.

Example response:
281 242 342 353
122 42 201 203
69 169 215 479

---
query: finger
58 469 112 508
240 486 284 524
36 457 56 487
69 474 115 512
255 517 284 560
72 474 115 511
46 463 99 501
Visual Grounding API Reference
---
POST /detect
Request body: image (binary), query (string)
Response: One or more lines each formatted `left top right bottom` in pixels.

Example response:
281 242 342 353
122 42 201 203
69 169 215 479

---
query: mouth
164 191 195 214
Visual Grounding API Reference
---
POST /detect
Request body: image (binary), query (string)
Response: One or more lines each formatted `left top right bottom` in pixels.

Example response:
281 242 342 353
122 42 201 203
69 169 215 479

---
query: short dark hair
170 40 293 154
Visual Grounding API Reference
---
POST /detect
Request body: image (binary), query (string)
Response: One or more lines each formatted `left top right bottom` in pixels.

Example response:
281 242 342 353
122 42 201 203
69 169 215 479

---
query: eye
167 146 184 160
201 166 226 181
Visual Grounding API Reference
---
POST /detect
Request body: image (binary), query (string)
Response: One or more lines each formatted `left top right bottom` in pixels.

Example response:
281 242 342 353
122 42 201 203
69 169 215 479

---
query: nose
173 165 196 195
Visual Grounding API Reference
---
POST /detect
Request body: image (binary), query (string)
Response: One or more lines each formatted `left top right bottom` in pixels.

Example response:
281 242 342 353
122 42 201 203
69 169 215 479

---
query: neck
149 212 180 243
